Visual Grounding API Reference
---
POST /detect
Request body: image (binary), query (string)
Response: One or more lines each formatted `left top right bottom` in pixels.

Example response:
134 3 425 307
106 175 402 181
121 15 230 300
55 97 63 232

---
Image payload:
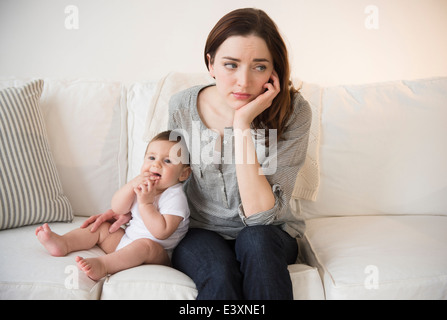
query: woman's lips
233 92 252 100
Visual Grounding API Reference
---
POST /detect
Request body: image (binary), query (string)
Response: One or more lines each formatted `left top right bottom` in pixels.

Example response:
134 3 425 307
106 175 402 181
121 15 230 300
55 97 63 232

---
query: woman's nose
236 69 250 88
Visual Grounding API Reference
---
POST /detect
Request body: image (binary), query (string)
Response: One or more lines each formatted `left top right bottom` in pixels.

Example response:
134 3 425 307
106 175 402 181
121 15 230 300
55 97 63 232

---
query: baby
36 130 190 280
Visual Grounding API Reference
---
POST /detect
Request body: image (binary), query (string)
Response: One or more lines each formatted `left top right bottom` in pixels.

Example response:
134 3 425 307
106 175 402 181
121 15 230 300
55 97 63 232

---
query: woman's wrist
232 117 251 131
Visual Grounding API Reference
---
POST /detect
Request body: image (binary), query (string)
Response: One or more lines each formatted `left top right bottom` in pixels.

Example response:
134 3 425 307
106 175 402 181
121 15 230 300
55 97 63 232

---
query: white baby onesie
115 183 189 252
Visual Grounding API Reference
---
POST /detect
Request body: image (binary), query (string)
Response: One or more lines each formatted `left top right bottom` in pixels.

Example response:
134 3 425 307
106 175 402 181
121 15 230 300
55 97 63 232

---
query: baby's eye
148 156 155 161
164 159 172 164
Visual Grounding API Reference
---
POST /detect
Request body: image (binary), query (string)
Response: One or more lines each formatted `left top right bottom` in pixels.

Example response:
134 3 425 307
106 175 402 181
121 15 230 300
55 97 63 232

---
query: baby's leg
36 222 124 257
76 238 169 280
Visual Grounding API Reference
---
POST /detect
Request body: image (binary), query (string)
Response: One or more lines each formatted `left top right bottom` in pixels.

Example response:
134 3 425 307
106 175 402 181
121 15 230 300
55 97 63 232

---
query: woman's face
208 35 274 110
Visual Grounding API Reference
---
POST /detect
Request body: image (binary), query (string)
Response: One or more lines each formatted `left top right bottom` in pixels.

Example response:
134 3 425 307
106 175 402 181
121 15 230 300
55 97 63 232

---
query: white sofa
0 74 446 300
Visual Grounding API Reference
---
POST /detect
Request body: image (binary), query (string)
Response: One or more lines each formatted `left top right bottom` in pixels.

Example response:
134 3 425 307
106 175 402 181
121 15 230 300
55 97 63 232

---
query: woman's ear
207 54 215 79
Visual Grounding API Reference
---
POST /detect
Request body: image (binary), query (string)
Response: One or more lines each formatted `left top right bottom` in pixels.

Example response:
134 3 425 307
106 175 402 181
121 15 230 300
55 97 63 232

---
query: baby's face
141 140 189 191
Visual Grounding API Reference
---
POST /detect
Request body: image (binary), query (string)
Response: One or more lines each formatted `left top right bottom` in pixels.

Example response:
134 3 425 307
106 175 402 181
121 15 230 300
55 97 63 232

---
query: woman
83 8 311 300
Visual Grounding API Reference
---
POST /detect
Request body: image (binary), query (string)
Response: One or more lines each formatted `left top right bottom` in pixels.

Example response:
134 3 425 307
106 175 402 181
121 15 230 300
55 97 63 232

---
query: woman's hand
233 70 280 129
80 209 131 233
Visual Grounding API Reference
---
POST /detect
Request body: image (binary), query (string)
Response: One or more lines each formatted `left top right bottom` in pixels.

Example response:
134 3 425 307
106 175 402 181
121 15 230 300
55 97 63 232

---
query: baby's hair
146 130 190 166
150 130 176 144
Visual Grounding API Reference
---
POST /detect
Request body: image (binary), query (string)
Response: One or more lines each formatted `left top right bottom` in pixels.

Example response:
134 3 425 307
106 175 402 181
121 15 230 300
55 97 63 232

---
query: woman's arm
233 73 281 217
80 209 131 233
239 93 312 224
233 127 275 217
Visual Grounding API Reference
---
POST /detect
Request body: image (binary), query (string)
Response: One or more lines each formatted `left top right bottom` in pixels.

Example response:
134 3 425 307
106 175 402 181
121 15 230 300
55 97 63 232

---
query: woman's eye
255 65 267 72
224 63 237 70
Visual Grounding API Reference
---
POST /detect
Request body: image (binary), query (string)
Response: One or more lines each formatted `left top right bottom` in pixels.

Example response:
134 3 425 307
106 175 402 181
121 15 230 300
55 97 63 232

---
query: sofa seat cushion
288 264 325 300
100 263 325 300
0 216 104 299
301 215 447 299
101 265 198 300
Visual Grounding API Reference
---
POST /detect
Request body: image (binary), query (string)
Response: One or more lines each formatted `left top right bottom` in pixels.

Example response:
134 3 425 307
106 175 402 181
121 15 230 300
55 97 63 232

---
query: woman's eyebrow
222 56 270 63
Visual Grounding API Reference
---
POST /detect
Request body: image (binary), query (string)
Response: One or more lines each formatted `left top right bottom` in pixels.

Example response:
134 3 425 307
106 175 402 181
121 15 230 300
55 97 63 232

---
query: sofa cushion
0 78 128 217
300 215 447 299
40 79 128 217
0 217 104 299
100 263 325 300
126 81 158 181
0 80 73 229
288 264 325 300
302 77 447 218
101 264 198 300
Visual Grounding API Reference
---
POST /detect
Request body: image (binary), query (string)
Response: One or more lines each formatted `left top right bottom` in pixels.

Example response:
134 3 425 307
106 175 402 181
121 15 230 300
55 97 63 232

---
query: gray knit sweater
168 84 312 239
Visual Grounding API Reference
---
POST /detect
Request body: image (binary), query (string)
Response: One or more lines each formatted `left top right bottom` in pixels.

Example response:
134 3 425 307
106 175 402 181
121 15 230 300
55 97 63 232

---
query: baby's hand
134 179 157 206
130 173 148 189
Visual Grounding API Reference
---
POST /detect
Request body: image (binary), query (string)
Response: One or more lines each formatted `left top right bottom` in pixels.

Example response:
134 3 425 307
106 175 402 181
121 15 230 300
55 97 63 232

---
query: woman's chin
229 99 253 110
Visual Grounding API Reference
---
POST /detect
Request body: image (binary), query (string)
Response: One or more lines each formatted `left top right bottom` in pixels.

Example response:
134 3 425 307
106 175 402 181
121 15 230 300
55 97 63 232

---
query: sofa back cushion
302 77 447 219
0 79 128 217
41 79 128 216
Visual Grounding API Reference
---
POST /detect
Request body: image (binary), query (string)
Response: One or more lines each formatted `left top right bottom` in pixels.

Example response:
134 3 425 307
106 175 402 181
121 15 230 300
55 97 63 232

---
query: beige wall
1 0 446 85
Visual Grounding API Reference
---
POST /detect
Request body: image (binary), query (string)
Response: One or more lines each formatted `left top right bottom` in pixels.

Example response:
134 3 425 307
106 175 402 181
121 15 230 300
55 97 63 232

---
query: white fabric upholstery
0 217 104 300
288 264 325 300
102 265 198 300
126 81 158 181
40 79 128 217
300 215 447 299
0 79 128 217
302 77 447 218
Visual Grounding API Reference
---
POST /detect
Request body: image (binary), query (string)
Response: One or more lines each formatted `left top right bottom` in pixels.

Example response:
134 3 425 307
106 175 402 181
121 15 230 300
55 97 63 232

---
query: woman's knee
235 225 276 254
172 228 243 299
235 225 298 264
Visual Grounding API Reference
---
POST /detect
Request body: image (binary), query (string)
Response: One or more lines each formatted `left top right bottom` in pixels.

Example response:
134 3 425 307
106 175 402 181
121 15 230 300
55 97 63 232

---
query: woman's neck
197 86 234 137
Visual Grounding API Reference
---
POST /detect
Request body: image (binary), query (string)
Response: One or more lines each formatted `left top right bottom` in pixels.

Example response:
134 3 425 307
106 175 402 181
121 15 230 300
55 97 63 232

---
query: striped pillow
0 80 73 230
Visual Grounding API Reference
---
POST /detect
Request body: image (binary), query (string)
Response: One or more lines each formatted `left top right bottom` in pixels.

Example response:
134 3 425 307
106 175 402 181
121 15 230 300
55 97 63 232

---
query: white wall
1 0 446 86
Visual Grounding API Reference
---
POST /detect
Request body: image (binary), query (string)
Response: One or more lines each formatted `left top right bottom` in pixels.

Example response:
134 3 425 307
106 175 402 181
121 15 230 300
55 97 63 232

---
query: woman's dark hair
204 8 297 140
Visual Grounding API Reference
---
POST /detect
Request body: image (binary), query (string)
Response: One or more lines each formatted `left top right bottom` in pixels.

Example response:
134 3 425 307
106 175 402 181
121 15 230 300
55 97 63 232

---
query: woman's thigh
235 225 298 300
172 228 243 299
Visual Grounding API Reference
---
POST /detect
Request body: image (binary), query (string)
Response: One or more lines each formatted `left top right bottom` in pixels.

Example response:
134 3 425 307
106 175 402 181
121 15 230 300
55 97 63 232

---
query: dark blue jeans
171 225 298 300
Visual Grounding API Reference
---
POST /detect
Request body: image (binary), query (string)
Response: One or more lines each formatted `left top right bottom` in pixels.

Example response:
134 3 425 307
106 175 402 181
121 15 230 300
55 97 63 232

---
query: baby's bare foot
35 223 68 257
76 256 108 281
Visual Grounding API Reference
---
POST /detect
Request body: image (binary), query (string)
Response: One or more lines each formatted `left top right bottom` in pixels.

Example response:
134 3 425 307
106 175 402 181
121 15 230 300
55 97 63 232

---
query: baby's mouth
150 172 162 179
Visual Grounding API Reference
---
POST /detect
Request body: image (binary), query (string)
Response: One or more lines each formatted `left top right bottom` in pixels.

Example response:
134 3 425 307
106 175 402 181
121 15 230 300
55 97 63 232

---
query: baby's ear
179 166 191 182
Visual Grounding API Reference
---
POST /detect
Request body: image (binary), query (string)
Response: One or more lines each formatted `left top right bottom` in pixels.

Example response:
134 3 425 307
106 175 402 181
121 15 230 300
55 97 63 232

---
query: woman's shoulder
169 84 211 111
287 91 312 129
